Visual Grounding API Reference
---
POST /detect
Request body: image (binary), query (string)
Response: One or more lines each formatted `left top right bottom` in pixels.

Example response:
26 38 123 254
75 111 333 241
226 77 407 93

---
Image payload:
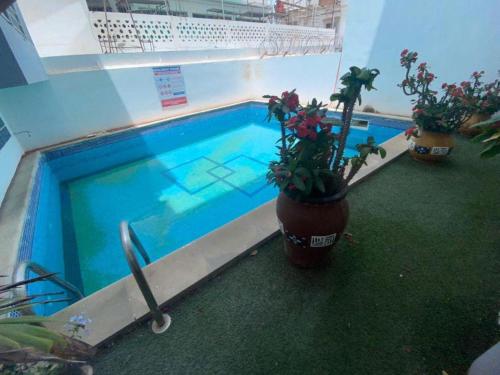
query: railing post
120 221 171 334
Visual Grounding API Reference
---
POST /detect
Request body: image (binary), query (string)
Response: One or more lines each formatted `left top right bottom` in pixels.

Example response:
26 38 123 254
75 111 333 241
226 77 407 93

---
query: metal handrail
13 261 84 314
120 221 171 334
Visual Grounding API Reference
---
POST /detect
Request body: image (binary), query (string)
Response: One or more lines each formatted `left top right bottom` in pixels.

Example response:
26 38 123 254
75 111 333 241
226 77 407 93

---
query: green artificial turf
93 137 500 375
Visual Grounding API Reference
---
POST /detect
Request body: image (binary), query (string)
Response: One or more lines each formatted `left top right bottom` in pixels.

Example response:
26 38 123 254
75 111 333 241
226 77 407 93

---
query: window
0 117 11 150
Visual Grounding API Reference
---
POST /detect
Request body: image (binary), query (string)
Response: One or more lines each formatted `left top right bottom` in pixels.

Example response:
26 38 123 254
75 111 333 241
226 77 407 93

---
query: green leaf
480 143 500 158
379 147 387 158
0 334 21 349
295 167 312 179
292 175 306 191
0 325 55 353
315 177 326 193
0 316 52 325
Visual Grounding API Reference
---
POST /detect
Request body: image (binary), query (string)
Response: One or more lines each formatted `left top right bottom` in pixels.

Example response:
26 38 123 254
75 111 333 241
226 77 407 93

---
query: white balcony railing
90 11 337 56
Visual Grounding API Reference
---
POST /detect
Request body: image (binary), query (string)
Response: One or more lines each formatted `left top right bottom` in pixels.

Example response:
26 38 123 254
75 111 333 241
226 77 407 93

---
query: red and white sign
153 66 187 109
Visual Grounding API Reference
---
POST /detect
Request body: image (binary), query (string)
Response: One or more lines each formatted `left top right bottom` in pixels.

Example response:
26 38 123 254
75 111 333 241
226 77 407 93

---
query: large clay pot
409 129 455 162
276 189 349 268
459 113 490 137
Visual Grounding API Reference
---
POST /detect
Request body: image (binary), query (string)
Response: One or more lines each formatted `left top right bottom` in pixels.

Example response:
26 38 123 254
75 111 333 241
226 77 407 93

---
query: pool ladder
13 261 84 315
120 221 171 334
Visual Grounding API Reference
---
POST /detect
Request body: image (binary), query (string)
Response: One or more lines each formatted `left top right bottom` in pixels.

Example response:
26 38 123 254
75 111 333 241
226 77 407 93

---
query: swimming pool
19 102 409 315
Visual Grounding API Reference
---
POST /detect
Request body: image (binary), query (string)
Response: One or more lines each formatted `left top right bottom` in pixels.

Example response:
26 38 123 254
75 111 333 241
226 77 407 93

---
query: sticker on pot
310 234 337 247
278 220 284 234
408 141 415 151
430 146 449 155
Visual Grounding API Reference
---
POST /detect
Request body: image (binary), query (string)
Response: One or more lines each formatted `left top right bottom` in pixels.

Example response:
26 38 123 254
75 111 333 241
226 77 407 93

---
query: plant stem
280 120 287 162
332 95 357 172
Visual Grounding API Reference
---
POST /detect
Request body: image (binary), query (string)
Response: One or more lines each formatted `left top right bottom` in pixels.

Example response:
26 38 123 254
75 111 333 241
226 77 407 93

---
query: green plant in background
460 71 500 117
0 275 95 374
471 114 500 158
399 49 473 133
264 67 386 200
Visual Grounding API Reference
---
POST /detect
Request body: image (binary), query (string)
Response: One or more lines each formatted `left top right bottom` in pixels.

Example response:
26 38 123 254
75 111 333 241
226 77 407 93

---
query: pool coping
0 100 410 346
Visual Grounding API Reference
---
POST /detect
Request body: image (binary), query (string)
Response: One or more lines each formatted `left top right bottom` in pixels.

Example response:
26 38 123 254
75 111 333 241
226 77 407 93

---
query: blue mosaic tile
17 157 45 262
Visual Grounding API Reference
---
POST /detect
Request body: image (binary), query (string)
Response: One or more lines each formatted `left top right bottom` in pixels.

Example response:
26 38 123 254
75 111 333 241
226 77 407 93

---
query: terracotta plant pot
459 113 490 137
276 190 349 268
409 129 455 162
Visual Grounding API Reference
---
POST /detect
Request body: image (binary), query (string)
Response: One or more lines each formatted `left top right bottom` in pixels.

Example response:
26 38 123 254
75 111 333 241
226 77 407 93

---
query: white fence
90 11 337 56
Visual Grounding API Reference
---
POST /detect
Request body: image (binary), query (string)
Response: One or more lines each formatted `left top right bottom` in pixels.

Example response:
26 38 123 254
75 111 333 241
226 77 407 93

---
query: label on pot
310 234 337 247
430 146 449 155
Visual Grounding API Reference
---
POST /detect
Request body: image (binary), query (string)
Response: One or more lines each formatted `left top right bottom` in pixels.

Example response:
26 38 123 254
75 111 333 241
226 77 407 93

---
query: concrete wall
0 120 24 206
16 0 100 57
0 3 47 88
254 53 340 104
340 0 500 116
0 58 257 150
0 52 340 150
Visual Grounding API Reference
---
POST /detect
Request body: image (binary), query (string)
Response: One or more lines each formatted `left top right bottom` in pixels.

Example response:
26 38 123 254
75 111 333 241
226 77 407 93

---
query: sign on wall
152 66 187 109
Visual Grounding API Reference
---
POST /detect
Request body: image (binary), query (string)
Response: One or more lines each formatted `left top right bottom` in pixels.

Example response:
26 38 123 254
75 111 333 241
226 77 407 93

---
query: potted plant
459 72 500 137
264 67 386 267
0 274 95 374
399 49 473 161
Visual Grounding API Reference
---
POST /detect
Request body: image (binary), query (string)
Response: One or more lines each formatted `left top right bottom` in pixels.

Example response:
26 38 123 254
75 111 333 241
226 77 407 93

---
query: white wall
0 58 256 150
0 3 47 88
0 121 24 206
0 52 340 151
340 0 500 116
16 0 100 57
254 53 341 103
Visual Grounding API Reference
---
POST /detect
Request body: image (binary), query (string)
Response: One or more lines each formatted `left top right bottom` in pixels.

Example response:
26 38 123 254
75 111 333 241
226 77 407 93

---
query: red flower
400 49 409 57
286 93 299 111
287 116 299 129
405 126 417 137
426 73 435 82
441 83 448 89
460 81 470 88
418 62 427 71
296 124 309 139
417 71 424 80
304 114 321 127
413 108 424 115
269 95 278 105
450 87 464 97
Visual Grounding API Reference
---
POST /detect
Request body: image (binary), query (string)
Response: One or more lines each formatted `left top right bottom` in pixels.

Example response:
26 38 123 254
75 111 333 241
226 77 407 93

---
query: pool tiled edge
0 152 39 278
46 132 408 346
0 100 410 346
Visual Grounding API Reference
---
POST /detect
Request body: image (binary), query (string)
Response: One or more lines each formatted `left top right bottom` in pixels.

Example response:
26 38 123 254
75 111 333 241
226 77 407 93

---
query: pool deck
92 137 500 374
0 100 410 346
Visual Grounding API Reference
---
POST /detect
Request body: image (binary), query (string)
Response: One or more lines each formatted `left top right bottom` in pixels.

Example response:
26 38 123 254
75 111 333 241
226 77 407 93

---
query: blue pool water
20 103 409 315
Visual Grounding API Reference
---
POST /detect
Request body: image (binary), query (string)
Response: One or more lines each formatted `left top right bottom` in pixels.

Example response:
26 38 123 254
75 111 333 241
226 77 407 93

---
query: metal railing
13 261 84 314
119 221 171 334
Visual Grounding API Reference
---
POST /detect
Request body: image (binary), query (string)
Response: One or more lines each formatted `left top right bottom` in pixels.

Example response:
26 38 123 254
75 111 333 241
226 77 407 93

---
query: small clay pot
459 113 490 137
409 129 455 162
276 190 349 268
